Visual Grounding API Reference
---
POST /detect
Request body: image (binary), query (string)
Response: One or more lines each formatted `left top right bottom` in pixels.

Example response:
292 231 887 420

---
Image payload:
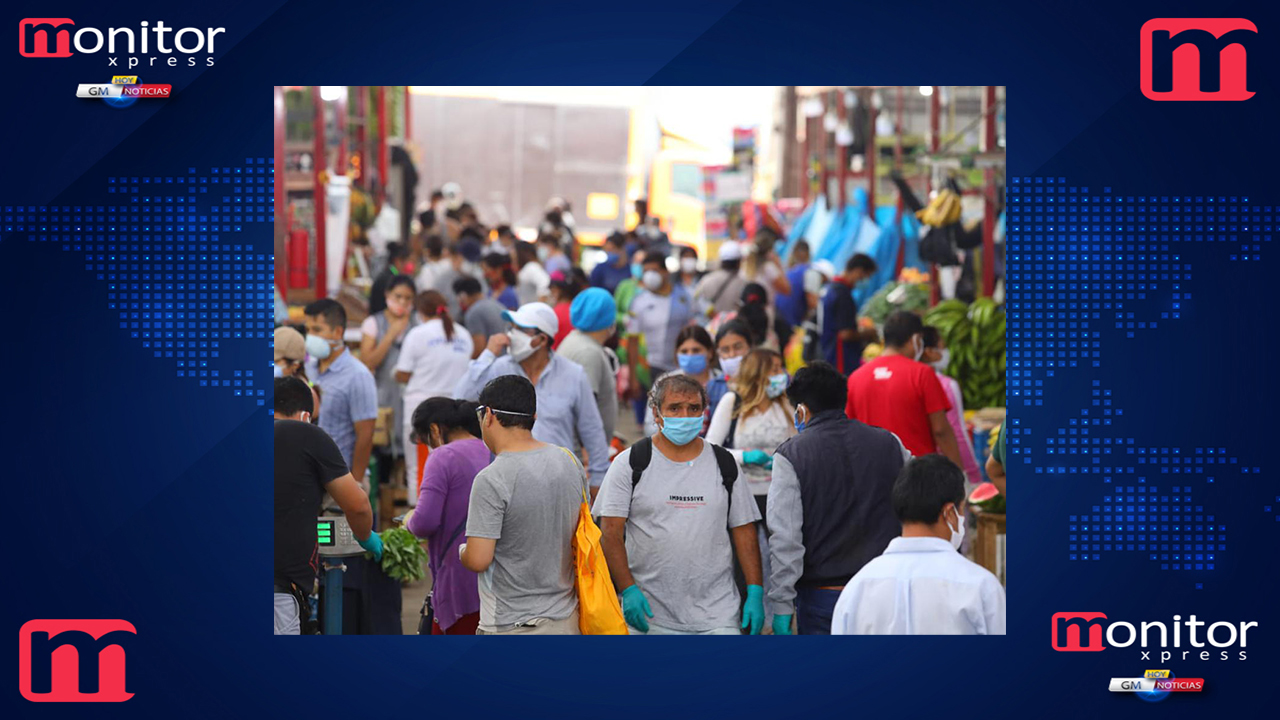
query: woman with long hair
394 290 475 501
404 397 489 635
740 231 791 307
359 274 419 484
705 348 795 513
514 241 551 305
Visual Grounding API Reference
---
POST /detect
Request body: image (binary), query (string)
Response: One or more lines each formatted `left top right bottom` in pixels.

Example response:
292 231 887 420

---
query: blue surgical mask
794 404 808 433
305 333 333 360
273 363 284 378
677 353 708 375
604 252 619 265
659 415 703 446
766 372 789 398
630 263 643 279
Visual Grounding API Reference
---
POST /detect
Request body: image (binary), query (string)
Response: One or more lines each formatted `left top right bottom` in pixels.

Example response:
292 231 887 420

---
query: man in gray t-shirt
461 375 584 634
454 276 509 358
592 373 764 635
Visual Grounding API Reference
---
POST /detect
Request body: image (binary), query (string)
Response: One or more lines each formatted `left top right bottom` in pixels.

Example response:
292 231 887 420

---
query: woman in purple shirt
405 397 491 634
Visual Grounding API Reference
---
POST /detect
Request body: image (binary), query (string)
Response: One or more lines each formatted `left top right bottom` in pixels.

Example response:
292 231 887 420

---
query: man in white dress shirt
831 454 1006 635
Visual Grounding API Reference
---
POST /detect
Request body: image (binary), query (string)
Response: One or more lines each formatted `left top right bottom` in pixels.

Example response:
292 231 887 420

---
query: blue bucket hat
570 287 615 333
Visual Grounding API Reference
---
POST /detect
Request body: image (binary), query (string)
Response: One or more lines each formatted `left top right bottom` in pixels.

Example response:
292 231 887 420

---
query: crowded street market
272 86 1008 636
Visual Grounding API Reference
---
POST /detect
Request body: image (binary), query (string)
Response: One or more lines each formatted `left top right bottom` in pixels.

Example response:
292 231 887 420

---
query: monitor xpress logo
19 620 137 702
19 18 223 67
1140 18 1257 100
1052 612 1258 661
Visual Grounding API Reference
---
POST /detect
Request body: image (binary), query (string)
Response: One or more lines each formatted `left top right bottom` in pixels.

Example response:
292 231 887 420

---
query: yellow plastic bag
559 448 627 635
572 488 628 635
784 327 807 375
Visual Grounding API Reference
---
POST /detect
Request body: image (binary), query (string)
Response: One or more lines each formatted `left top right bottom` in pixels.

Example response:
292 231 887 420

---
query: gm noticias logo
1141 18 1257 101
18 620 136 702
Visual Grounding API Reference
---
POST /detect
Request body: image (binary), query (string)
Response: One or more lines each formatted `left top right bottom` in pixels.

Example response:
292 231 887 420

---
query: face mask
719 354 743 378
931 348 951 372
766 372 789 399
305 333 333 360
537 246 550 262
680 257 697 274
630 263 643 280
677 352 708 375
604 252 619 265
947 506 966 550
273 364 284 378
659 415 703 446
793 404 808 433
508 330 537 362
386 298 411 317
642 270 663 291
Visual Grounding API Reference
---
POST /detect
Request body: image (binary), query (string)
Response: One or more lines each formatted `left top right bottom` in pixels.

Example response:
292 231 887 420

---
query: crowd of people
274 193 1005 636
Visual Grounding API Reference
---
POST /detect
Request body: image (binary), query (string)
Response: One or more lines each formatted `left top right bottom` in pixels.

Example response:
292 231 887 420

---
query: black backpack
628 437 739 515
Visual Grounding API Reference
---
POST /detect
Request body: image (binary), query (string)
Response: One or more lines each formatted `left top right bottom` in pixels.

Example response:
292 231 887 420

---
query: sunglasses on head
475 405 535 423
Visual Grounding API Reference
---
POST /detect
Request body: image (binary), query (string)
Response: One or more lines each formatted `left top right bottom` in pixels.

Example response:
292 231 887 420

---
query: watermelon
969 482 1004 513
969 483 999 503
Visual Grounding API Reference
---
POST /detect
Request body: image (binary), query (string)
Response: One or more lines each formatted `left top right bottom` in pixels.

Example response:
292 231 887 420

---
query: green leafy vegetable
367 527 429 582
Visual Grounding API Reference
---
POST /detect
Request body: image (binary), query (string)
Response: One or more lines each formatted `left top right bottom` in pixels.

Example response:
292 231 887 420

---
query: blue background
3 0 1276 717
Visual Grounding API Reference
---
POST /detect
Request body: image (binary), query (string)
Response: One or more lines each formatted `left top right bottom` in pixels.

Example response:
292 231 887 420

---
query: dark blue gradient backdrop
2 1 1276 718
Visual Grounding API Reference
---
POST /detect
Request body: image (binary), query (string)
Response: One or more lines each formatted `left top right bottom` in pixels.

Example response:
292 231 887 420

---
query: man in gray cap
557 287 620 450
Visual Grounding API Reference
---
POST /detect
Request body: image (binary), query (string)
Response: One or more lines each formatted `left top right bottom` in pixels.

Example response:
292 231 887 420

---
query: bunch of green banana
925 297 1005 408
915 188 963 227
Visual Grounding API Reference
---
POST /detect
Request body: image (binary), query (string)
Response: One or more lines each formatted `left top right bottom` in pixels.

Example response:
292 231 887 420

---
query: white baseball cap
718 242 743 262
502 302 559 338
812 259 837 279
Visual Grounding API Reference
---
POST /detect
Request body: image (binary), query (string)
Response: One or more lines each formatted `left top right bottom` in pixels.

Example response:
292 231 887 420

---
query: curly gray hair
648 372 708 415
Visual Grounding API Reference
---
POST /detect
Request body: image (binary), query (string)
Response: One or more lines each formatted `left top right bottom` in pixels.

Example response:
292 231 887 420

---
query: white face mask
947 506 966 550
642 269 663 291
537 246 550 262
508 330 537 362
680 257 697 274
719 354 743 378
931 348 951 372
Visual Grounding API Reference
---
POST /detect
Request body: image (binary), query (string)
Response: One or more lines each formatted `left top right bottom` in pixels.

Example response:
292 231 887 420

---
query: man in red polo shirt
846 311 962 466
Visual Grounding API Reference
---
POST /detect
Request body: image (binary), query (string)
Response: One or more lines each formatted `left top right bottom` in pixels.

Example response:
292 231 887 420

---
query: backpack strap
710 443 739 517
724 393 743 449
629 436 653 491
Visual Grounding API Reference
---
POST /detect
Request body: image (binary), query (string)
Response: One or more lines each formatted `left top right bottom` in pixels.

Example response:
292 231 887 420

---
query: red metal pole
377 85 388 210
313 86 328 299
894 86 905 277
334 87 347 178
837 88 848 207
929 86 941 305
801 113 810 205
355 87 367 187
866 90 877 213
980 85 997 297
274 86 286 300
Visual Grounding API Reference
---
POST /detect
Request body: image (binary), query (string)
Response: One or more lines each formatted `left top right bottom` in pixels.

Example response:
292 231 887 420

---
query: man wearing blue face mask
593 374 764 635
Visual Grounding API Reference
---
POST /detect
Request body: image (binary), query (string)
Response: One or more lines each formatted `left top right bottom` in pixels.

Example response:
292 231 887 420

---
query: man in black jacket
766 362 910 635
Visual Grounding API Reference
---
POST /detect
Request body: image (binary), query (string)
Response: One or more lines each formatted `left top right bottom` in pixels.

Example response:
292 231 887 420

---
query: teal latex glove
358 530 384 562
743 450 771 467
741 585 765 635
772 613 794 636
621 585 654 633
